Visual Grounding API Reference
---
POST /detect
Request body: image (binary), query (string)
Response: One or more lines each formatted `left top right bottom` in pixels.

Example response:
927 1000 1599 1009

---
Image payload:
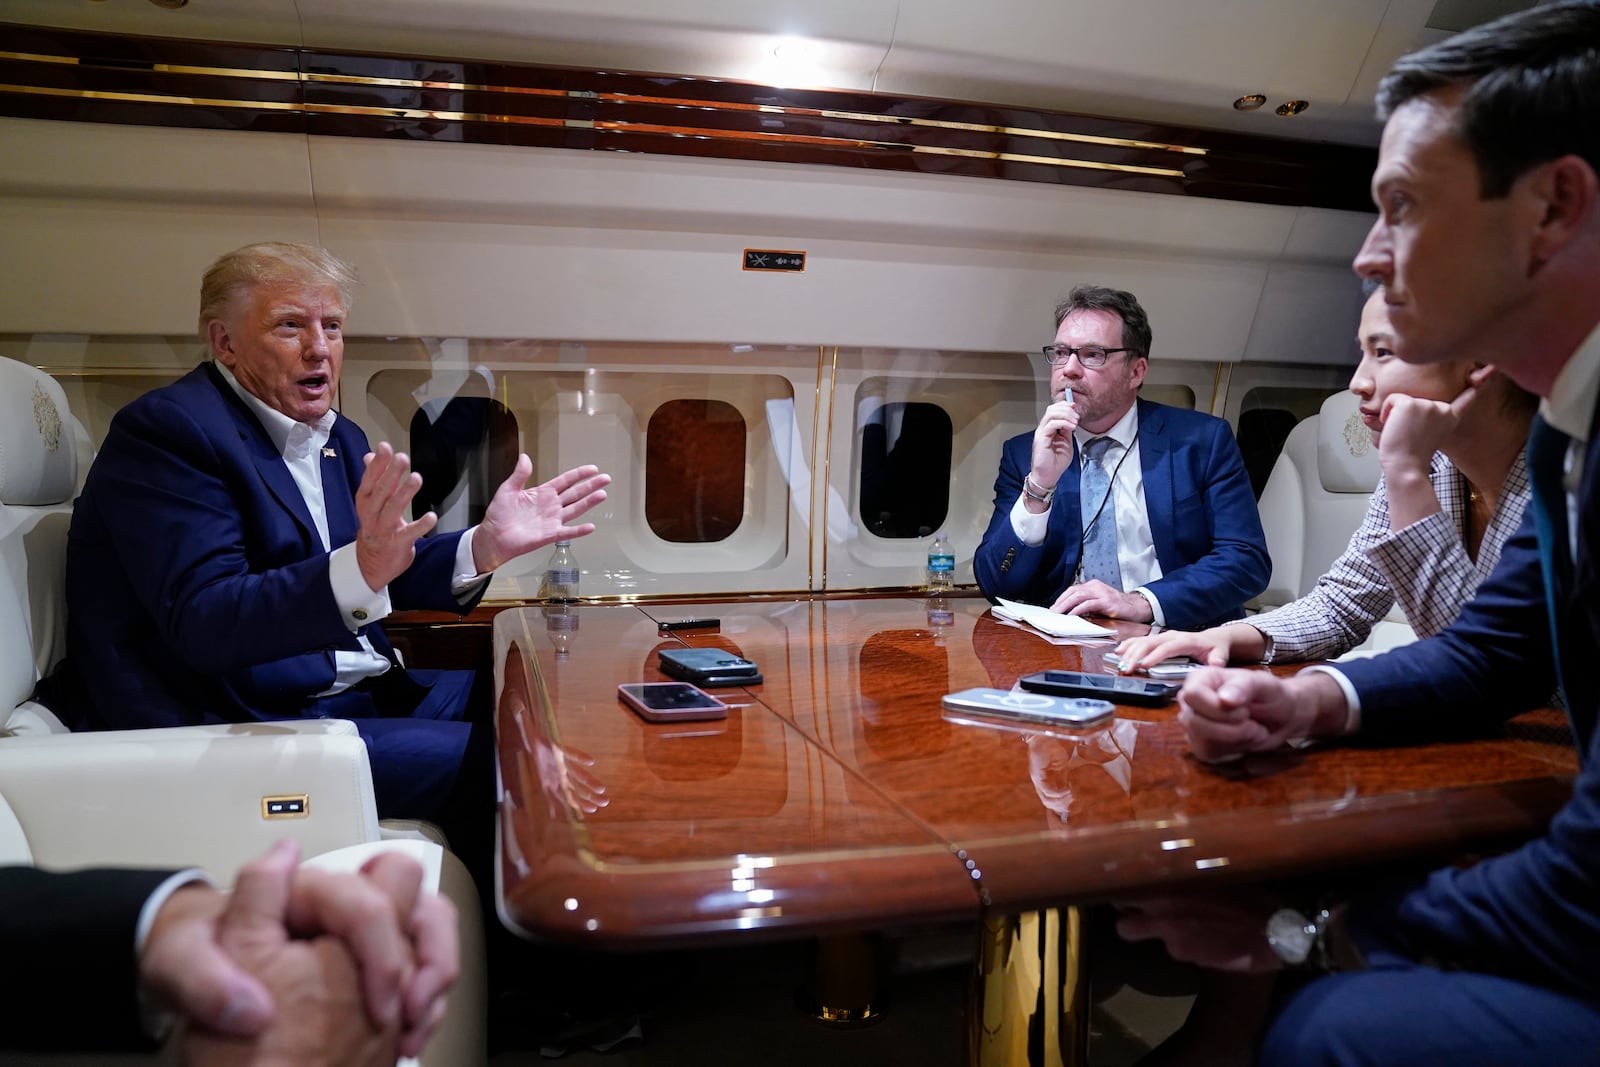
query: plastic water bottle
542 540 579 603
544 604 579 659
927 531 954 592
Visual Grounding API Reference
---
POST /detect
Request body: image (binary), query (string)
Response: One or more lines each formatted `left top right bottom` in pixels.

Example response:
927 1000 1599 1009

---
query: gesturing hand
472 456 611 575
355 443 438 592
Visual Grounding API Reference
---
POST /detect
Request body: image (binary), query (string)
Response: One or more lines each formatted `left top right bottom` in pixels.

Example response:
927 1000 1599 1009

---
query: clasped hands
144 839 458 1066
354 443 611 591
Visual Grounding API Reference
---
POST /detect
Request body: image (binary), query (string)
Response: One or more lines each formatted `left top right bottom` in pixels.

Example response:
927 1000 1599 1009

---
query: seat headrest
0 357 78 506
1315 390 1382 495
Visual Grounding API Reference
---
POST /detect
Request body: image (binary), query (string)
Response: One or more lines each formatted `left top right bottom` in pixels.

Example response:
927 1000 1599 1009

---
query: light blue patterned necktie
1079 436 1123 589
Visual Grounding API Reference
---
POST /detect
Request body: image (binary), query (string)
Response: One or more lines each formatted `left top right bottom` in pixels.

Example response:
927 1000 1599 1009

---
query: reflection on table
494 597 1577 941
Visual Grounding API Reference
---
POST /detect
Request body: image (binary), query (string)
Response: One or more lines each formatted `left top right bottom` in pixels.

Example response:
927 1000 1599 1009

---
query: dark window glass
1236 387 1329 498
408 396 519 523
646 399 746 543
860 401 953 538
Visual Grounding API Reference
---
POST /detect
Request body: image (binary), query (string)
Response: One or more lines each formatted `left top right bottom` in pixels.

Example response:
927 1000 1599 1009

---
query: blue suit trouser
1261 949 1600 1066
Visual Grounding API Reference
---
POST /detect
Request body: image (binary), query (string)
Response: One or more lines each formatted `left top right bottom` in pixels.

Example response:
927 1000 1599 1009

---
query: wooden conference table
492 596 1577 1064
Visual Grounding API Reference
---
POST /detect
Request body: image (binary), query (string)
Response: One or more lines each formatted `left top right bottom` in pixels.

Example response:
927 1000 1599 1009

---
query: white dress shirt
217 365 485 694
1007 402 1167 623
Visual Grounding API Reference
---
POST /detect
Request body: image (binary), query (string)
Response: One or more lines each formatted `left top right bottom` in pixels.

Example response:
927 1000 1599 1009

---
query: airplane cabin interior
0 1 1556 1065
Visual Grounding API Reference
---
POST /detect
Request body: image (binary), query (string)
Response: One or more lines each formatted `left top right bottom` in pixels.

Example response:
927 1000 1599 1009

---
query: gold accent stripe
0 50 304 82
0 82 1188 177
0 48 1207 158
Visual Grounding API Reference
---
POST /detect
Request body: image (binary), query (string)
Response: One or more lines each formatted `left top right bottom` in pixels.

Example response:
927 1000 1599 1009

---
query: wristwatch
1023 475 1056 504
1265 905 1332 968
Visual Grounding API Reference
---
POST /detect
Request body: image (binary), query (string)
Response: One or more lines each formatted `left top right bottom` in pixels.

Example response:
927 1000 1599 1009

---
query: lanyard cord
1073 427 1140 585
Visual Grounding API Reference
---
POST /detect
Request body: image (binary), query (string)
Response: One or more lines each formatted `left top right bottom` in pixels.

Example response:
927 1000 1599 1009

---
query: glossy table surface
494 598 1578 945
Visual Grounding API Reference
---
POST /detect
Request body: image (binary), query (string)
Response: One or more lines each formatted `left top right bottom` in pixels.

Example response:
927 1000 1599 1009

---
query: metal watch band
1023 475 1056 503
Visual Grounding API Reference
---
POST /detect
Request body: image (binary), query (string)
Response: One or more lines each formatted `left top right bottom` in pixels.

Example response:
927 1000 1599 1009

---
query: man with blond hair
60 242 610 840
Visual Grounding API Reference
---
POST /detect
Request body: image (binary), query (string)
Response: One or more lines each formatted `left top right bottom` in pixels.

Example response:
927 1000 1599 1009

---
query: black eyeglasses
1040 344 1134 368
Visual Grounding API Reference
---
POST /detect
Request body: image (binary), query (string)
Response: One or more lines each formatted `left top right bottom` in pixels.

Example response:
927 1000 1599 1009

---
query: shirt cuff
1132 587 1165 628
329 543 393 630
1298 665 1363 735
452 526 491 599
1009 494 1050 546
137 869 214 1039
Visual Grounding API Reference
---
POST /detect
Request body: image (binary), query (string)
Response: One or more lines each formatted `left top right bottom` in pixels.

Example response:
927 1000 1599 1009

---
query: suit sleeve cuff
1132 587 1164 627
137 869 215 1039
1297 665 1362 736
452 527 492 600
1009 495 1050 546
329 543 393 630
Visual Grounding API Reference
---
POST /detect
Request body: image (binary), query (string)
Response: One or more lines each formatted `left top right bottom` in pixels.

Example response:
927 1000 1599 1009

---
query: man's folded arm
1333 512 1555 744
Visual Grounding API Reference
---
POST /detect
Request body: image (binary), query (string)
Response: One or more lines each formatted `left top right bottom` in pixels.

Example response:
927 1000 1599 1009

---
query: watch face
1266 908 1315 965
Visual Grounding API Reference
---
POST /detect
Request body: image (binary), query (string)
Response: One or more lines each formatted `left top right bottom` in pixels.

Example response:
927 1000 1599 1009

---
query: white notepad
991 598 1116 638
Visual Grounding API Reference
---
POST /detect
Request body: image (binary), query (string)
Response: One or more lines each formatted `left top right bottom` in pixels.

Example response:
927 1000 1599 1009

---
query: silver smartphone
940 687 1115 729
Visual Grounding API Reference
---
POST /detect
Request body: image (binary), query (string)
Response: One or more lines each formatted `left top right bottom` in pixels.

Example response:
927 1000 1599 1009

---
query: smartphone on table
617 682 728 723
941 687 1115 729
657 647 764 687
1018 670 1179 707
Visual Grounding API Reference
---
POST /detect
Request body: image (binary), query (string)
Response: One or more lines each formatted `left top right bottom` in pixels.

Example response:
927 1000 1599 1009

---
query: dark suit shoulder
1135 397 1229 436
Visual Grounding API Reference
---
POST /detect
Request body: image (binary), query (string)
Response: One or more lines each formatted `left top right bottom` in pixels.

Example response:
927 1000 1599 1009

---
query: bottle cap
555 539 571 546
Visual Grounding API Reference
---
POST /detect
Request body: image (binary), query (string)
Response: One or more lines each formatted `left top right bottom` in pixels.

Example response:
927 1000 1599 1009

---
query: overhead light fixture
1233 94 1267 111
771 39 820 63
762 37 827 89
1275 100 1310 117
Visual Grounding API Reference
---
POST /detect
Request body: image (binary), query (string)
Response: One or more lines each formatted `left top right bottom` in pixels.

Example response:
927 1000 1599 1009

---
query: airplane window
859 400 952 539
409 396 519 524
646 398 746 543
1237 386 1328 497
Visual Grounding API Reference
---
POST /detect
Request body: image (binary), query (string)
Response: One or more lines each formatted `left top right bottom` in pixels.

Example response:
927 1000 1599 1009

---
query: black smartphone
658 647 763 688
658 617 720 632
617 682 728 723
1018 669 1179 707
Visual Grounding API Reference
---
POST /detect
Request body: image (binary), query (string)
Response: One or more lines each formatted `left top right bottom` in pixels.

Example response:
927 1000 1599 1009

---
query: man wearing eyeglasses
974 285 1269 629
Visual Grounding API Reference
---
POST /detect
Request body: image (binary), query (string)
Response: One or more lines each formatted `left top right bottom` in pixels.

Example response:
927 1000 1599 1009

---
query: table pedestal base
798 933 887 1026
969 907 1089 1066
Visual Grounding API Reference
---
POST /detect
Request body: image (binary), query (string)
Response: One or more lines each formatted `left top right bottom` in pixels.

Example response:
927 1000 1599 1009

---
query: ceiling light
1275 100 1310 117
1233 94 1267 111
771 39 820 62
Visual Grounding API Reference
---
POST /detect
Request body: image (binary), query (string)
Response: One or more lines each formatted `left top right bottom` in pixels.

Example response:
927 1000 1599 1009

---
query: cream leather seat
0 355 485 1065
1250 389 1415 655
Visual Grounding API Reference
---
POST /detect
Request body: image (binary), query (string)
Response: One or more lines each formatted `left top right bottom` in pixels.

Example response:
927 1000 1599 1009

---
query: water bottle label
546 568 580 584
928 555 955 572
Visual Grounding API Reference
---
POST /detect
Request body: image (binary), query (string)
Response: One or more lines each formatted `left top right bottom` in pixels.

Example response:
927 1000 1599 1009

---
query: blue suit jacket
972 398 1269 630
62 363 483 728
1335 399 1600 1001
